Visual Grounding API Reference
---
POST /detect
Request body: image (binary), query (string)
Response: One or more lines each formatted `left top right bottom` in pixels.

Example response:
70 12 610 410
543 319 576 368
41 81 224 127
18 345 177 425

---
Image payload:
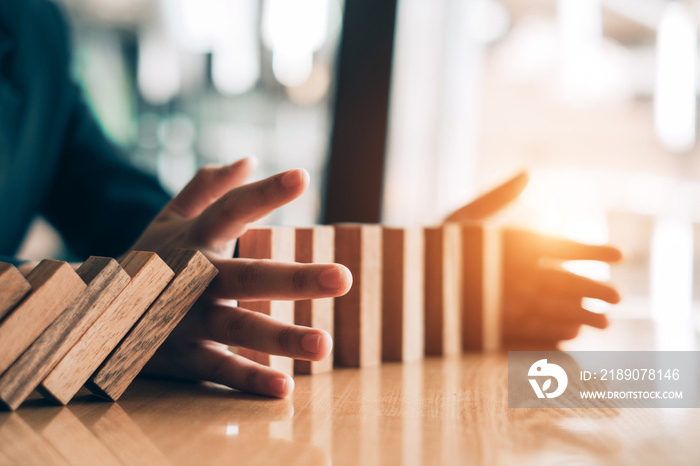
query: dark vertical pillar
321 0 398 224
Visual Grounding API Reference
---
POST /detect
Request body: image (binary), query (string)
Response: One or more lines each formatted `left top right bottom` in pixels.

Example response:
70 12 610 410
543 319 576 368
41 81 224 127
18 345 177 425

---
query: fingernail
302 333 321 354
281 169 304 188
319 267 342 290
270 377 289 397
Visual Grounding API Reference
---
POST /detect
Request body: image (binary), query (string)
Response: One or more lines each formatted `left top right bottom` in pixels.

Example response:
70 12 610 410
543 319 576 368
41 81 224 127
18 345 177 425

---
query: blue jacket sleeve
38 5 170 260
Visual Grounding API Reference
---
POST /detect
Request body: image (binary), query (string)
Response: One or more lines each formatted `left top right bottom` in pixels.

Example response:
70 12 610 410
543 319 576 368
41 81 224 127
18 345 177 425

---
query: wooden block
237 227 296 376
40 252 174 405
294 226 335 374
333 224 382 367
424 225 462 356
381 227 424 362
0 263 31 320
87 250 217 401
0 260 85 376
458 221 502 352
0 257 129 410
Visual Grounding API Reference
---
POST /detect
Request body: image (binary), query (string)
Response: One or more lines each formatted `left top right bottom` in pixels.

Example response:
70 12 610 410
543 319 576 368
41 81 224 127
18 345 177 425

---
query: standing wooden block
88 249 217 401
0 257 130 410
459 221 502 352
0 263 31 320
381 227 424 362
333 224 382 367
0 260 85 375
294 226 335 374
40 251 174 405
238 227 296 376
424 225 462 356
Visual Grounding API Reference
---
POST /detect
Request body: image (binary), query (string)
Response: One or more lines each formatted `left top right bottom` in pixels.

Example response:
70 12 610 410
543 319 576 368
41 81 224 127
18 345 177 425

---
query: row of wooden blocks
238 222 502 374
0 250 218 410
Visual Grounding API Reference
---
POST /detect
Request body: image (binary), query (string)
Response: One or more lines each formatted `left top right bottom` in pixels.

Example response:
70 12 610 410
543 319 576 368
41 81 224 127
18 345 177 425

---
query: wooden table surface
2 318 700 466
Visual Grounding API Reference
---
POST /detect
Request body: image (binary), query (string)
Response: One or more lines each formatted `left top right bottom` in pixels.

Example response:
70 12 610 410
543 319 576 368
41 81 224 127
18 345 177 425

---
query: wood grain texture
238 227 296 376
0 258 129 410
40 251 175 405
0 321 693 466
381 227 424 362
333 224 382 367
88 250 217 401
294 226 335 374
459 222 502 352
0 260 85 376
0 263 31 320
424 225 462 356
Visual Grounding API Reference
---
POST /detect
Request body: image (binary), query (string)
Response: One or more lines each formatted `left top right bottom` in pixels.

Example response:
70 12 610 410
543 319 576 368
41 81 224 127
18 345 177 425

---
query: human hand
445 172 622 347
129 158 352 398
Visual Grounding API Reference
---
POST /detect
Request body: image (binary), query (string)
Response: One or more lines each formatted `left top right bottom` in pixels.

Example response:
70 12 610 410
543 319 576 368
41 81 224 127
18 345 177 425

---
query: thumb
166 157 257 218
445 171 529 222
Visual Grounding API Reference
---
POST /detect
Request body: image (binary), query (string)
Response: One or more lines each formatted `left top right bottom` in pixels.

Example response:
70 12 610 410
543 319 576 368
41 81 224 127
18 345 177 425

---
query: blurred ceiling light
286 61 331 104
654 2 697 153
465 0 510 44
212 0 260 95
262 0 330 87
557 0 629 104
137 28 181 104
172 0 225 52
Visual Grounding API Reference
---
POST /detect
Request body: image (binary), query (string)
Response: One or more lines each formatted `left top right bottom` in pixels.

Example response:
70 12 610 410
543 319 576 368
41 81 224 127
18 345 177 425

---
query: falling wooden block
381 227 424 362
237 227 296 376
0 257 129 410
87 250 217 401
40 251 174 405
0 260 85 376
458 221 502 352
333 224 382 367
424 224 462 356
294 226 335 374
0 263 32 320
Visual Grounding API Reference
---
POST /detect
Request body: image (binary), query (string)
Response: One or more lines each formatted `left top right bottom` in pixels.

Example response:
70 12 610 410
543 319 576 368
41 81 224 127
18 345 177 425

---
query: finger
186 342 294 398
203 304 333 360
538 268 621 304
445 171 528 222
166 158 258 218
207 259 352 301
531 297 610 329
194 168 309 243
504 228 623 263
503 317 583 344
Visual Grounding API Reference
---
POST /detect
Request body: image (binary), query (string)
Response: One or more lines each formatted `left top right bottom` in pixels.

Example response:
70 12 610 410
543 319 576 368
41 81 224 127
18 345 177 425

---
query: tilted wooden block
458 221 502 352
87 250 217 401
0 260 85 375
424 224 462 356
333 224 382 367
294 226 335 374
40 251 174 405
381 227 425 362
0 257 129 410
237 227 296 376
0 263 31 320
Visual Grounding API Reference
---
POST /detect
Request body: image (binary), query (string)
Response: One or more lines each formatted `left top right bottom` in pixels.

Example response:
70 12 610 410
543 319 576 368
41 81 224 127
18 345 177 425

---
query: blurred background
17 0 700 339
